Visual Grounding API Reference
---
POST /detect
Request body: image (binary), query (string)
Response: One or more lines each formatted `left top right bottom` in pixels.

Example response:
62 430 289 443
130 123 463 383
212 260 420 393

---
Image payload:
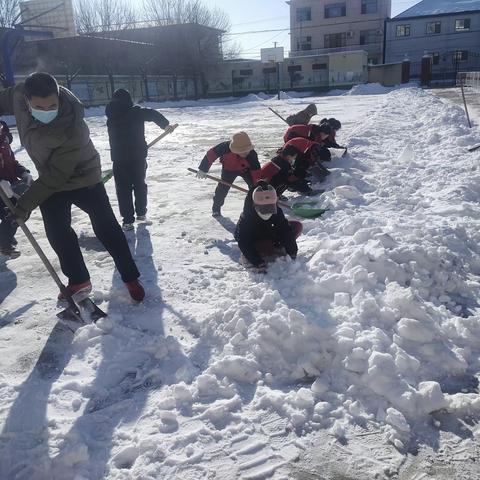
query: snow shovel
0 186 107 324
187 168 328 219
102 123 179 183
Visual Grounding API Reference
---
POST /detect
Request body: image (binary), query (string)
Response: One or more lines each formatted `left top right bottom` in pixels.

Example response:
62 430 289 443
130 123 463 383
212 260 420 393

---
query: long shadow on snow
213 215 237 234
0 259 17 305
0 322 77 480
52 225 196 478
0 259 36 328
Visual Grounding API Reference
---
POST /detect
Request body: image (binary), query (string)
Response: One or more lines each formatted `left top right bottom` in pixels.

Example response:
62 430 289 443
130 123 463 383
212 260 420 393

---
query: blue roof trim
395 0 480 18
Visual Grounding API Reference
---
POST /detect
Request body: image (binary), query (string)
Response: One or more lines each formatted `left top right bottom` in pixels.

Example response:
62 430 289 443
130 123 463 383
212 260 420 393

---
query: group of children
0 90 342 278
196 103 344 272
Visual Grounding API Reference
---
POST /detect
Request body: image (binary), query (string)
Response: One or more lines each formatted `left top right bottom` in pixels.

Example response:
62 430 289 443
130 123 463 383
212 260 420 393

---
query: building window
312 63 327 70
324 32 346 48
431 52 440 65
296 7 311 22
297 36 312 51
239 69 253 76
288 65 302 73
453 50 469 63
325 3 346 19
455 18 471 31
426 21 441 34
360 29 379 45
361 0 378 14
263 67 277 74
396 24 410 37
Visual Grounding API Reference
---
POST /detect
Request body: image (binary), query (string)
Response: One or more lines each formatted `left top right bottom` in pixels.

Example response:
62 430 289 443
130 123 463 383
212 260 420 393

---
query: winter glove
164 123 178 134
196 169 208 179
0 180 14 198
21 172 33 186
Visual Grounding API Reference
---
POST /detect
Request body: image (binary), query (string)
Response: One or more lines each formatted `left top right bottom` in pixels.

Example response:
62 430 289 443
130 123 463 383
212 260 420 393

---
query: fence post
401 58 410 84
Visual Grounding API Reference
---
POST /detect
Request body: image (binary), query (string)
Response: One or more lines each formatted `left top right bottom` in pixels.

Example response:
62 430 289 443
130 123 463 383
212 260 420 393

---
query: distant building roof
395 0 480 18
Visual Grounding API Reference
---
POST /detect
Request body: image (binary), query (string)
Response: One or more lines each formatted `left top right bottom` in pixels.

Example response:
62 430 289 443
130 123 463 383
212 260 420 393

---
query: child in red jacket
197 132 261 217
0 121 32 258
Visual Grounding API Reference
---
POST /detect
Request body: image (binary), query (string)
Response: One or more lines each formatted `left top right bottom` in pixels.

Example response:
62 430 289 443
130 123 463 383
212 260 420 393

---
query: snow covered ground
1 86 480 480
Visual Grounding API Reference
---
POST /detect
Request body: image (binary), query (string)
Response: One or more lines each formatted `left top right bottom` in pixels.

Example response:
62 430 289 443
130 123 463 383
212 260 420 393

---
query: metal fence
457 71 480 90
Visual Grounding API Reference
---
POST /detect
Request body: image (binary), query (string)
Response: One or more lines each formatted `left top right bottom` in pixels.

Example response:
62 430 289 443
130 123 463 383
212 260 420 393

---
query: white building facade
287 0 392 64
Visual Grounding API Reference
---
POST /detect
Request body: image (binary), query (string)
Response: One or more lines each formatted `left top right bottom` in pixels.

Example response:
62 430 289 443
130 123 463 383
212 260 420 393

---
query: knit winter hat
230 132 254 155
253 182 277 217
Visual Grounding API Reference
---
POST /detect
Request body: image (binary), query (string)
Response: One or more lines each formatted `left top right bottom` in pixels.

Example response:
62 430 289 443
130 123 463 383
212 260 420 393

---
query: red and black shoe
125 279 145 302
58 280 92 301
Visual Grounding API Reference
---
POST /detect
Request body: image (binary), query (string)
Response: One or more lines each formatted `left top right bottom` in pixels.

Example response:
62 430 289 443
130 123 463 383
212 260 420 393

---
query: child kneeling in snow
0 121 33 258
234 180 302 273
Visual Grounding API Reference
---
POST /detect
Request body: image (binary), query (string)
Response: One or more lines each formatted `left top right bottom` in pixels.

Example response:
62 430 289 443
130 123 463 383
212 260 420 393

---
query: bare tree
143 0 229 30
74 0 137 34
0 0 20 28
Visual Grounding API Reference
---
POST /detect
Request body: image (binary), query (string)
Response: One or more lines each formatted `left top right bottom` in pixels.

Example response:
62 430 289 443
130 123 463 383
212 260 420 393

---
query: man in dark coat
235 181 301 272
0 72 144 302
106 88 175 230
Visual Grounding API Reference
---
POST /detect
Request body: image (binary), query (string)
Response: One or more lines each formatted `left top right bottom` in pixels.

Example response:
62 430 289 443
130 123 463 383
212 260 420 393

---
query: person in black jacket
234 181 302 272
106 89 175 230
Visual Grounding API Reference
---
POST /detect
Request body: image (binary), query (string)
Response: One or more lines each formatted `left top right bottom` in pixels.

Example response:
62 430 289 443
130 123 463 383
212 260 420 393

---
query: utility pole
274 42 280 100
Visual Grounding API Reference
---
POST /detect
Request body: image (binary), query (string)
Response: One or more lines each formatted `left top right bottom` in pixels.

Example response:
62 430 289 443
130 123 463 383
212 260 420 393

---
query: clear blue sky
199 0 420 58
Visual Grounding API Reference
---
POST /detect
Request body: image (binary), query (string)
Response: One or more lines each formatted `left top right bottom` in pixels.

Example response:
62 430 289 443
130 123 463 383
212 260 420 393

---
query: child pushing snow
197 132 261 217
0 121 32 258
286 103 317 126
235 180 302 273
106 88 177 231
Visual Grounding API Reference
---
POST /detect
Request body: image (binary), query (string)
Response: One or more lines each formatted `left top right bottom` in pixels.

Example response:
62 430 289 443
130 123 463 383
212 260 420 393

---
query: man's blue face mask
30 107 58 124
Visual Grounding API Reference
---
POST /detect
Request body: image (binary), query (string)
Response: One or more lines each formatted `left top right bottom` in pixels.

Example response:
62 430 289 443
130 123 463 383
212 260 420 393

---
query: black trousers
113 160 148 224
0 197 18 249
40 182 140 284
213 169 254 211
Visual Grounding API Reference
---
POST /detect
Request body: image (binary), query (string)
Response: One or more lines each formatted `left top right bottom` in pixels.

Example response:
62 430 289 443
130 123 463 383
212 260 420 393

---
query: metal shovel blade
57 294 107 324
77 297 107 322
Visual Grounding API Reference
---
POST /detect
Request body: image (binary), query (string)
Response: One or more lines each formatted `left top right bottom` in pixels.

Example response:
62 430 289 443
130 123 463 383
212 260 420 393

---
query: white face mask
30 107 58 124
255 208 273 221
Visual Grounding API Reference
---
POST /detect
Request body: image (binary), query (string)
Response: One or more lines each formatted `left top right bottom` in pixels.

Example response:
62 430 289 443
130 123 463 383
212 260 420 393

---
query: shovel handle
268 107 288 124
187 167 291 210
147 123 178 149
0 186 81 316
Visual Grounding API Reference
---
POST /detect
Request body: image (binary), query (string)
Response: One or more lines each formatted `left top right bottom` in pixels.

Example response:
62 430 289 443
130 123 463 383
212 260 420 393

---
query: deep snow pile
1 86 480 480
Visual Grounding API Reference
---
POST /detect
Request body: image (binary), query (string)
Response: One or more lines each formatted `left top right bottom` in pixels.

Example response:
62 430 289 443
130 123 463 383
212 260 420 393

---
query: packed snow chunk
290 387 315 410
173 382 194 405
259 290 282 311
385 407 410 434
334 292 351 307
211 355 260 383
344 347 369 374
196 374 220 397
396 318 436 343
112 445 140 469
417 381 448 414
332 185 363 200
445 393 480 415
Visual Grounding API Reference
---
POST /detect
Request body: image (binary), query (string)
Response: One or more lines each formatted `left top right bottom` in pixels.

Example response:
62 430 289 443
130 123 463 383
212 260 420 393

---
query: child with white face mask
234 180 302 273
